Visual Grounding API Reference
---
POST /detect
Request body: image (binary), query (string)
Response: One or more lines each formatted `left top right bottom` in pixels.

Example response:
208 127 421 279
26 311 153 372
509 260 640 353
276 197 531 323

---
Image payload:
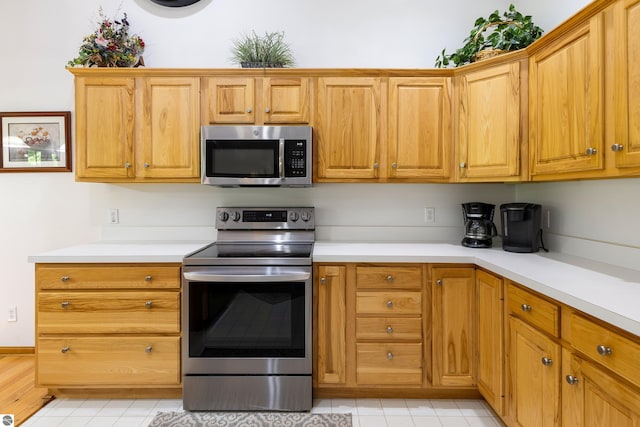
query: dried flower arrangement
67 8 145 68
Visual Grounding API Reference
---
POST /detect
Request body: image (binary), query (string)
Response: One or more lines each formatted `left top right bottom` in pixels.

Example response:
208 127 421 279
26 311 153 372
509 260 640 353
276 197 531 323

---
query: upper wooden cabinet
73 72 200 182
388 77 451 180
203 76 310 124
315 77 382 180
612 0 640 169
528 12 606 179
456 57 527 182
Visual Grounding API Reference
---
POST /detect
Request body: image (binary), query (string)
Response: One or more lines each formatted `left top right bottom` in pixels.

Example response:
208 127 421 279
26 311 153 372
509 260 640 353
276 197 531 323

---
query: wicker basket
472 20 521 63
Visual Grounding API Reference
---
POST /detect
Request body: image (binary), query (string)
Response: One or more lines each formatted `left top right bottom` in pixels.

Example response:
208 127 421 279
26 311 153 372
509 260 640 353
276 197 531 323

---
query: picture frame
0 111 72 172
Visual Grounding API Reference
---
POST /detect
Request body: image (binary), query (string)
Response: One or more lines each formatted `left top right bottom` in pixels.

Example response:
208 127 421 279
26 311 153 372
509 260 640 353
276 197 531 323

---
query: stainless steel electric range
181 207 314 411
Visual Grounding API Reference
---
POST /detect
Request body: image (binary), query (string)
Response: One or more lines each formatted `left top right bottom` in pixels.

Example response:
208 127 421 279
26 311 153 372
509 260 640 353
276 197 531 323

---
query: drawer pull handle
387 352 393 360
145 301 153 308
145 275 152 282
61 347 70 353
61 276 70 282
597 345 612 356
386 300 393 308
386 326 393 334
521 304 532 312
145 346 153 353
565 375 579 385
61 301 69 309
386 275 393 282
541 357 553 366
436 279 442 286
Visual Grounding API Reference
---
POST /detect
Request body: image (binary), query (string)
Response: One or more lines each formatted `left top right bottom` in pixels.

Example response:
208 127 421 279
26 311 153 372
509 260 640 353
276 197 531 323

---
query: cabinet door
75 77 135 179
205 77 255 123
139 77 200 179
562 349 640 427
262 77 310 123
315 265 347 385
529 14 605 178
316 77 382 180
388 77 451 179
476 270 505 416
458 62 523 181
508 317 560 427
432 267 475 387
612 0 640 168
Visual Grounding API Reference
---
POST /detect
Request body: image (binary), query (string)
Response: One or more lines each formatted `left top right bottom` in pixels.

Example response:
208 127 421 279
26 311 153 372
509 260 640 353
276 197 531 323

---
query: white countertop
29 240 640 337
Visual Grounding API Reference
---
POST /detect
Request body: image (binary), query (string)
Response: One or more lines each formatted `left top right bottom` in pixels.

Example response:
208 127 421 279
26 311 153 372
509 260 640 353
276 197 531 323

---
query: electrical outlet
8 306 17 322
424 207 435 223
109 208 119 224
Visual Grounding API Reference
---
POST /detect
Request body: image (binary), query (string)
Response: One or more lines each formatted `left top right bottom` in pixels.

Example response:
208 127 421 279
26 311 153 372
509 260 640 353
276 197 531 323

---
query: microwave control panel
284 140 307 177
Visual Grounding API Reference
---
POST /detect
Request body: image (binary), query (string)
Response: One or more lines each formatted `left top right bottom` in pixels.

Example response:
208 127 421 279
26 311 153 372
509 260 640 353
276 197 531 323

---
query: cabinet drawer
356 317 422 341
356 291 422 315
507 283 559 337
38 291 180 334
356 343 423 385
356 266 423 289
36 264 181 290
37 336 180 386
564 309 640 389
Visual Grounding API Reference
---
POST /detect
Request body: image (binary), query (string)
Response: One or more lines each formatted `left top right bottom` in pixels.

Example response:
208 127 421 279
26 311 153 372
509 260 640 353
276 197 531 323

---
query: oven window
188 282 305 358
206 139 279 178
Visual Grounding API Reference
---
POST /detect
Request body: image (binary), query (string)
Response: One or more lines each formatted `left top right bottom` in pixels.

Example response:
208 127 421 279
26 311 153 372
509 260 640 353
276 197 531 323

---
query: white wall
0 0 601 346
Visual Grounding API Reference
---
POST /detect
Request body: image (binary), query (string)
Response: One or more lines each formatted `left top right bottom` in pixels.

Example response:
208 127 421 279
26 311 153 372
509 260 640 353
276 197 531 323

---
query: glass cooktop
183 242 313 266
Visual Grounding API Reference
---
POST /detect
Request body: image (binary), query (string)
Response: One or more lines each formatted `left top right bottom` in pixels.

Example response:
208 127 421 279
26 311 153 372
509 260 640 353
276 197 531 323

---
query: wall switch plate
8 306 17 322
424 207 435 223
109 208 119 224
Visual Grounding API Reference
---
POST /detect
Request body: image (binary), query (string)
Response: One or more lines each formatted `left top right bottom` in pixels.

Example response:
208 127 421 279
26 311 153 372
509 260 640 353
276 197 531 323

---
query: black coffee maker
461 202 498 248
500 203 545 253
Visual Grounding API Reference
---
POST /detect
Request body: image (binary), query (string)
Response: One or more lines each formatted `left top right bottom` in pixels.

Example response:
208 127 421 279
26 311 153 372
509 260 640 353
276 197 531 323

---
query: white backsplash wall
0 0 593 346
516 178 640 271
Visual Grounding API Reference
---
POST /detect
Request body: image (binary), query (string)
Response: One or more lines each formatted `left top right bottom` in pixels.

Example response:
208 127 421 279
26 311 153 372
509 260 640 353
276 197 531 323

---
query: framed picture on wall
0 111 72 172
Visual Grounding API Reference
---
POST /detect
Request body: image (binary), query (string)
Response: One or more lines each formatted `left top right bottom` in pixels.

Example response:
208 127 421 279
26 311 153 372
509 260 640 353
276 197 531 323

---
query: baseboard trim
0 346 35 355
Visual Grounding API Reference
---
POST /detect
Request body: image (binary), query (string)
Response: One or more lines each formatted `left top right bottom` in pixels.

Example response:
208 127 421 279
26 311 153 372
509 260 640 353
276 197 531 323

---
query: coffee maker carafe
461 202 498 248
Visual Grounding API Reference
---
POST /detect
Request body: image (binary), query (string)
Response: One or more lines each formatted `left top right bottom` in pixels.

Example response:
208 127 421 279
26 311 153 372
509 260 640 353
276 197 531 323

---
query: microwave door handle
184 271 310 282
279 138 285 178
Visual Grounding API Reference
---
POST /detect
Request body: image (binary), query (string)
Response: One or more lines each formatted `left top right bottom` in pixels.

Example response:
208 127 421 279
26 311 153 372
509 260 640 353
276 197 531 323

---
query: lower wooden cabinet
35 263 182 394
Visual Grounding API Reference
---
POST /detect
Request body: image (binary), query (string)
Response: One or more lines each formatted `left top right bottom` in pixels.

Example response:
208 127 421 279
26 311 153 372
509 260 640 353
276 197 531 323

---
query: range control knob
289 212 299 221
218 211 229 222
300 211 312 222
230 211 241 222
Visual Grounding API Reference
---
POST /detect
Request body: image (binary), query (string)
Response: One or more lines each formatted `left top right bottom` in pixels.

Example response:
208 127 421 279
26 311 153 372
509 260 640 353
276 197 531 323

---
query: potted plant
435 4 543 68
230 31 295 68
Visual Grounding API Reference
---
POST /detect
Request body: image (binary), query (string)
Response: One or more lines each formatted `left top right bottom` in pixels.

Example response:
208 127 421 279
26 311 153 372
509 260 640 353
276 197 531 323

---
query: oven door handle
183 271 311 282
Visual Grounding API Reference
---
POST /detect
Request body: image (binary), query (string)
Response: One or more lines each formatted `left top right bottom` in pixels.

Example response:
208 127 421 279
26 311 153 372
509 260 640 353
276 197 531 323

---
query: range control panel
216 207 315 230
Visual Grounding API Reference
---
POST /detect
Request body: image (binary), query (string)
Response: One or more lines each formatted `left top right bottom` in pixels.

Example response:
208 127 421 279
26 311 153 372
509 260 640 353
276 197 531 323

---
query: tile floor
22 397 504 427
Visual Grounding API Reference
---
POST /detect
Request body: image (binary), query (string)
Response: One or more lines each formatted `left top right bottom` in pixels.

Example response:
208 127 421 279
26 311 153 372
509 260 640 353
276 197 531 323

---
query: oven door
182 266 312 375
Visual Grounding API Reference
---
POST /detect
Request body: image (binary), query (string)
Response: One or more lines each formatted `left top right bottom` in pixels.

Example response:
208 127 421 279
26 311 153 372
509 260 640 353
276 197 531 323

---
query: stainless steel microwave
201 125 312 187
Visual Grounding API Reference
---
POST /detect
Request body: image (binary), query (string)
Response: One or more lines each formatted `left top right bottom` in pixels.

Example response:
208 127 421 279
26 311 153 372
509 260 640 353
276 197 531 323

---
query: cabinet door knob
459 162 467 168
144 162 150 168
541 357 553 366
145 346 153 353
61 301 69 309
565 375 579 385
320 277 326 285
387 352 393 360
124 162 131 169
386 326 393 334
61 346 70 353
386 300 394 308
386 275 393 282
246 108 252 113
145 275 152 282
264 107 271 113
145 301 153 308
436 279 443 286
61 276 70 282
391 163 397 169
611 144 624 152
373 163 379 169
597 345 612 356
521 304 532 312
585 147 597 155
